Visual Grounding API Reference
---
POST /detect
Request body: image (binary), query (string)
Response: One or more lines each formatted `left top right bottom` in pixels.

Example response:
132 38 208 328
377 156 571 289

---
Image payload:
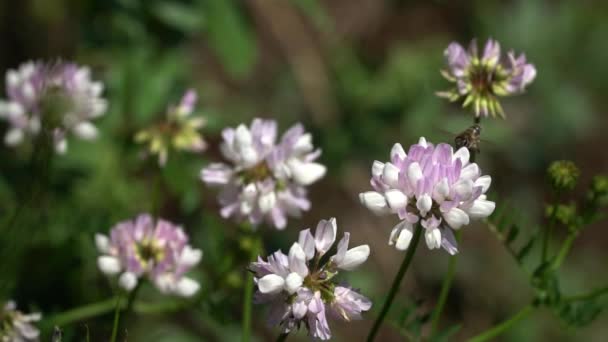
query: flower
135 89 206 166
201 118 326 230
249 218 371 340
547 160 579 191
359 137 496 254
95 214 202 297
437 38 536 118
0 61 107 153
0 301 41 342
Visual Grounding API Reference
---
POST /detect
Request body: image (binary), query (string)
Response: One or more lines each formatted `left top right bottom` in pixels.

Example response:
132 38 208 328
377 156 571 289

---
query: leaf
152 1 205 33
516 233 537 263
506 224 520 244
200 0 257 79
430 324 462 342
556 300 603 327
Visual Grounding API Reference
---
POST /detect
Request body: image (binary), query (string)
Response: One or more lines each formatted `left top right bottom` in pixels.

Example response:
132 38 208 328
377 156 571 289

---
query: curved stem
276 332 289 342
466 305 534 342
367 224 423 342
552 232 578 270
109 294 123 342
242 235 261 342
429 231 462 335
564 285 608 303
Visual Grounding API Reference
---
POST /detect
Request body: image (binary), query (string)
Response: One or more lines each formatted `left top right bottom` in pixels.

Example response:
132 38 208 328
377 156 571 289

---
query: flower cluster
96 214 202 297
0 301 41 342
135 89 206 166
250 218 371 340
201 118 326 230
437 38 536 118
0 61 107 153
359 137 496 254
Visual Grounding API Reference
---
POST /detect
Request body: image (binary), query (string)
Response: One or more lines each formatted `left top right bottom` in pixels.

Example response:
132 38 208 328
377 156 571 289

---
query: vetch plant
0 301 41 342
201 118 326 230
249 218 371 340
0 61 107 153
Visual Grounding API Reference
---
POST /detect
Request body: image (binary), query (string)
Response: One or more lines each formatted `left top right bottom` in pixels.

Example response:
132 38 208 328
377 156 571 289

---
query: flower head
95 214 202 297
0 301 41 342
438 38 536 118
547 160 580 191
359 137 496 254
249 218 371 340
201 119 326 230
0 61 107 153
135 89 206 166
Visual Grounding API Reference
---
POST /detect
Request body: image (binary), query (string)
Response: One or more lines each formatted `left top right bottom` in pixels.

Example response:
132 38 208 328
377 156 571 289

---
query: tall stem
466 305 534 342
367 224 423 342
242 235 261 342
552 232 578 270
429 231 462 335
109 295 123 342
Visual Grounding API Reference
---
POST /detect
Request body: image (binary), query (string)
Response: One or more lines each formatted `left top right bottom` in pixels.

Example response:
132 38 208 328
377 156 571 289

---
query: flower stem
367 224 423 342
552 231 578 270
466 304 534 342
242 235 261 342
429 231 462 336
276 332 289 342
564 285 608 303
109 294 123 342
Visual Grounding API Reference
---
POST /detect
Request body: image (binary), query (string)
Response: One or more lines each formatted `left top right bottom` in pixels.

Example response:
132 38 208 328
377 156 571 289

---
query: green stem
564 285 608 303
109 295 123 342
367 224 423 342
276 332 289 342
429 231 462 336
242 235 261 342
467 305 534 342
552 232 578 270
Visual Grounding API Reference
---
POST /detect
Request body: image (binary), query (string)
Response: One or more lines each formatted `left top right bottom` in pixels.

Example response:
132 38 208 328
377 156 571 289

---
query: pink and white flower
0 301 41 342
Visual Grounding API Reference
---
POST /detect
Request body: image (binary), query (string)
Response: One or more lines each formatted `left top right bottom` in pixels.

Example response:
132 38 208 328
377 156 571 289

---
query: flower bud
547 160 579 191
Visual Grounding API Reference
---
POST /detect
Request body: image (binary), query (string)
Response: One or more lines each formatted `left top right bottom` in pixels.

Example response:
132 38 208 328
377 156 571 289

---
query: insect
454 124 482 154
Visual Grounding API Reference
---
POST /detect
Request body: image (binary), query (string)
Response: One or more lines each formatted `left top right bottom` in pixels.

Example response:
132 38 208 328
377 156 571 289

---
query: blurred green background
0 0 607 340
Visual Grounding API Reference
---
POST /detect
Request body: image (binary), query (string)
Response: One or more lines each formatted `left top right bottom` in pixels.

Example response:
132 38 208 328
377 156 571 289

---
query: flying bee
454 124 482 154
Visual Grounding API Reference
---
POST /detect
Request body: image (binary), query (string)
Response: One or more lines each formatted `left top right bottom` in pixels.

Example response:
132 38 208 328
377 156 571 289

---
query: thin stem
466 305 534 342
552 232 578 270
564 285 608 303
429 231 462 336
276 332 289 342
242 235 261 342
109 294 123 342
367 224 423 342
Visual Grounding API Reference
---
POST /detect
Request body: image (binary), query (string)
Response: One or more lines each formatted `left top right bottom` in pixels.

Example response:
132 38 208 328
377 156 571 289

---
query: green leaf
152 1 205 33
516 233 537 263
557 300 603 327
201 0 257 79
430 324 461 342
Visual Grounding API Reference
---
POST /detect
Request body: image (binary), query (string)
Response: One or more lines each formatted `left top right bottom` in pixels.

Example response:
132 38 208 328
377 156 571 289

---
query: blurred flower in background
360 137 495 254
95 214 202 297
0 61 107 153
437 38 536 118
250 218 371 340
0 301 41 342
135 89 206 166
201 118 326 230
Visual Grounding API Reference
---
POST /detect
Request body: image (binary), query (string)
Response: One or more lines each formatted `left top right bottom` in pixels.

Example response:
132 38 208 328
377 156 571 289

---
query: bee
454 124 482 154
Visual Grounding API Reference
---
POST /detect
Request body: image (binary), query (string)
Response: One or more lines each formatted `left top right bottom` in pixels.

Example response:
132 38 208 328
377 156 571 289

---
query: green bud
588 175 608 206
547 160 580 191
554 203 578 229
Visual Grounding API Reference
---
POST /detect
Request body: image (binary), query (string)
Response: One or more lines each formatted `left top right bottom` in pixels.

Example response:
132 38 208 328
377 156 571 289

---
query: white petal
416 194 432 216
395 226 413 250
288 243 309 277
258 274 285 294
453 147 470 165
73 122 98 140
443 207 470 229
235 124 252 147
359 191 388 214
418 137 428 147
0 101 24 118
4 129 24 146
95 234 110 253
298 229 316 260
314 218 337 256
118 272 138 291
242 183 258 200
258 191 277 213
293 133 313 154
433 178 450 201
372 161 384 178
385 189 407 211
180 246 203 267
391 143 406 160
6 70 19 88
97 256 121 275
176 277 200 297
284 272 304 294
240 147 259 166
453 179 474 200
55 138 68 154
460 163 480 181
289 160 326 185
474 175 492 193
22 83 35 102
425 228 442 249
382 162 400 188
467 199 496 219
336 245 370 271
292 300 308 319
407 162 423 188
